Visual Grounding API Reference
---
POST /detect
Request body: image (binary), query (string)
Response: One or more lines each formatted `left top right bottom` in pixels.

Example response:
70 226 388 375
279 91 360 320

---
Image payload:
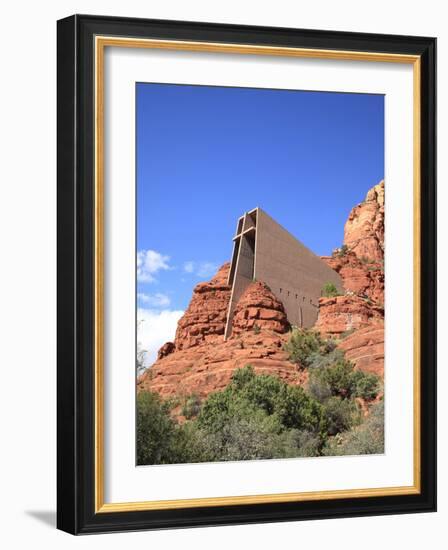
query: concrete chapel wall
225 208 342 337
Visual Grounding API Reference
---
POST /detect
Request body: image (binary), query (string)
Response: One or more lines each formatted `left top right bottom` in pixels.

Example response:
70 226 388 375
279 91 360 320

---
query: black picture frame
57 14 436 535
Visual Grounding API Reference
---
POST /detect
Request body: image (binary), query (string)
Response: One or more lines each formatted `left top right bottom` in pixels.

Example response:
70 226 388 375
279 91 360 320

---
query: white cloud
137 292 170 307
183 261 194 273
137 307 184 367
183 260 218 278
137 249 170 283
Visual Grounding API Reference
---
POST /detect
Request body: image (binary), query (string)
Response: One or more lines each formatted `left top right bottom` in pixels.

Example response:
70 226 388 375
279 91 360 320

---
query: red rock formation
317 181 385 338
138 329 304 399
315 295 383 336
157 342 175 360
344 180 384 262
231 281 290 335
339 322 384 377
174 263 231 350
315 180 385 382
138 275 302 399
322 251 384 304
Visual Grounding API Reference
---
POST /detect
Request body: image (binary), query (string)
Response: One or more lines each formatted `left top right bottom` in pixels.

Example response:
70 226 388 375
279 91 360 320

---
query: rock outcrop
322 251 384 304
315 181 385 376
344 180 384 262
138 329 304 399
338 322 384 377
315 295 383 336
231 281 290 335
173 263 231 351
138 275 302 399
317 180 385 338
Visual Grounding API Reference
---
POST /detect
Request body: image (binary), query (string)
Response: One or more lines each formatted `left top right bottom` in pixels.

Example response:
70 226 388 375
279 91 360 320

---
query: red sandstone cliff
231 281 290 336
173 263 231 351
316 180 385 374
344 180 384 262
339 323 384 377
138 270 303 399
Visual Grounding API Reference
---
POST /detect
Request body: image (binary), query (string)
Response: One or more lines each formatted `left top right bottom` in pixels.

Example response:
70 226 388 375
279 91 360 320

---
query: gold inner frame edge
94 35 422 513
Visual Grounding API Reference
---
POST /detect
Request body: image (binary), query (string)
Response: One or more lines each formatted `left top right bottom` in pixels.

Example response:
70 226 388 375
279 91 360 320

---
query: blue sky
136 83 384 364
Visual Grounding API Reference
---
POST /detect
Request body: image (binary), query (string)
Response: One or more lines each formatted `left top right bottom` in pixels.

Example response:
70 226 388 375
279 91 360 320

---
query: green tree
336 244 349 257
308 358 380 402
136 365 382 465
284 328 336 367
352 371 381 400
136 391 176 465
199 366 325 434
322 282 340 298
323 400 384 456
322 396 361 435
181 393 202 419
196 366 327 459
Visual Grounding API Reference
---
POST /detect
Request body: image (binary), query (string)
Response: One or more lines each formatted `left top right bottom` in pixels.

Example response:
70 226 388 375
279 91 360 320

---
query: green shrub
323 401 384 456
199 413 286 461
352 371 381 401
181 393 202 419
307 370 333 402
285 429 322 457
308 358 380 402
322 282 340 298
284 328 336 367
136 366 383 465
337 244 349 257
196 366 328 460
253 323 261 334
136 391 176 465
273 384 327 434
319 360 355 398
198 366 326 436
307 348 345 370
169 422 216 464
322 396 361 435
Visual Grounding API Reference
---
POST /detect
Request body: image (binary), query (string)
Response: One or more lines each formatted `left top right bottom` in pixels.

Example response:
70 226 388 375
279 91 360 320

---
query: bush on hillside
284 328 336 368
136 364 382 465
322 396 361 436
322 282 340 298
323 400 384 456
308 358 380 402
181 393 202 419
336 244 349 257
198 366 327 436
136 391 176 465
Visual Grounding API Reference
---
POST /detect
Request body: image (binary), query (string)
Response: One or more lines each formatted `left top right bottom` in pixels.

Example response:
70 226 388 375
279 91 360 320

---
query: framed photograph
57 15 436 534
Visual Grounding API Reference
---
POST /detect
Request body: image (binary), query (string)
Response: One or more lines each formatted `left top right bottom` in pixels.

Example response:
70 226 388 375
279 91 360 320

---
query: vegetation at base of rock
284 328 337 367
322 282 340 298
137 362 382 465
285 328 381 401
198 366 327 436
323 400 384 456
137 391 177 465
181 393 201 419
307 357 380 401
321 396 361 435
